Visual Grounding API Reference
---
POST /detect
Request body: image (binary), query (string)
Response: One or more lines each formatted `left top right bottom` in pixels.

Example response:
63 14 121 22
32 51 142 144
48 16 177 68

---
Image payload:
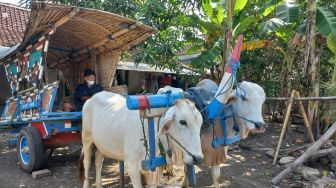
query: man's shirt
75 83 103 111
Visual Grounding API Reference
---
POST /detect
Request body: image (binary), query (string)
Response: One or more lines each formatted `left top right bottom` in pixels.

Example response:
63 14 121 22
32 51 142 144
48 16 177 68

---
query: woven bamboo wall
97 50 121 88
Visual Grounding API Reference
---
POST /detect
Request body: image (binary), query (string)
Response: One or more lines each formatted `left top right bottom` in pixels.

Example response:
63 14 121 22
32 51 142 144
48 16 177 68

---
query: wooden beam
91 49 99 82
45 7 79 35
272 121 336 185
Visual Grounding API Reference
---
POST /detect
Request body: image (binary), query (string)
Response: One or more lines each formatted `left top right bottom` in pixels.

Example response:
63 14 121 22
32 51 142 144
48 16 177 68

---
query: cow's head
196 79 266 139
225 81 266 139
156 88 203 165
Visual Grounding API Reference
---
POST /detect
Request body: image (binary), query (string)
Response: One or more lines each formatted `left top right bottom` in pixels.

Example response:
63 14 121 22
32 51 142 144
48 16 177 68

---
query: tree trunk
280 58 287 99
305 0 320 138
279 47 295 117
286 52 294 97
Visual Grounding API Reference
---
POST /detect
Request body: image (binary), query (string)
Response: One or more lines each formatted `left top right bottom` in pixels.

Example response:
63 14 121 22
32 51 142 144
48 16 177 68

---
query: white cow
160 79 266 188
79 91 204 188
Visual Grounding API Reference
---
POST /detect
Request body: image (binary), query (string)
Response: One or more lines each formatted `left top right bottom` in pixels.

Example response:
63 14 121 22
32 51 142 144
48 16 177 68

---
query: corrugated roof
0 3 30 47
0 44 19 59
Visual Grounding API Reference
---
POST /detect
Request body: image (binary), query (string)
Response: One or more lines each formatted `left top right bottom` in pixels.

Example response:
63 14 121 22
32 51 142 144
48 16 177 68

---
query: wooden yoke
126 92 184 171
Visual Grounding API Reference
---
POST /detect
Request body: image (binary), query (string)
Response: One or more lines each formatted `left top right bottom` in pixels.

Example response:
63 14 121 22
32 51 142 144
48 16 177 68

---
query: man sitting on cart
74 68 103 111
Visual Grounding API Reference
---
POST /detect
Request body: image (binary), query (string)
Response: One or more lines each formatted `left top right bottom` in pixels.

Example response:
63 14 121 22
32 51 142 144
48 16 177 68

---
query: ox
79 91 204 188
159 79 266 188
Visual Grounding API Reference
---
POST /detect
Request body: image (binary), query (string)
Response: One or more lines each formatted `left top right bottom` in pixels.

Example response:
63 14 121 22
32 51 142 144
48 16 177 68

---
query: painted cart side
0 2 155 173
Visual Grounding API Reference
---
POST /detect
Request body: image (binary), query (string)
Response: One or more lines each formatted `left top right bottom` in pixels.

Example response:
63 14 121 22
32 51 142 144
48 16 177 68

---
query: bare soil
0 123 309 188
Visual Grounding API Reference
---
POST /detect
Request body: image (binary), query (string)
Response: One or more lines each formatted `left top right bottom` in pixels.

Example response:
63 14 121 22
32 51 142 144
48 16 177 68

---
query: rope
139 95 152 160
167 133 197 159
140 115 150 159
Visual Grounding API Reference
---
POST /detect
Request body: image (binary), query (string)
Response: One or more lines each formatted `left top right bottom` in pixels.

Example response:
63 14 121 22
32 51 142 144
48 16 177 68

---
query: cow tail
79 149 85 184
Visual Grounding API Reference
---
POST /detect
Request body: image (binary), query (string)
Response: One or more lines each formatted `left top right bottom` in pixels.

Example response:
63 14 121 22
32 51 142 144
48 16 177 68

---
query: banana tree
176 0 246 80
182 0 284 81
261 0 299 99
321 33 336 131
303 3 336 136
260 0 336 135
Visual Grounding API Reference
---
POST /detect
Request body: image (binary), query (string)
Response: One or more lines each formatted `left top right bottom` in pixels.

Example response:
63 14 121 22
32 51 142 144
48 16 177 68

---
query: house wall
128 71 144 94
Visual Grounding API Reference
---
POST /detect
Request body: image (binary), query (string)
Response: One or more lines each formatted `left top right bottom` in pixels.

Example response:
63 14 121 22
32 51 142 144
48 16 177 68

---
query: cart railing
0 81 59 126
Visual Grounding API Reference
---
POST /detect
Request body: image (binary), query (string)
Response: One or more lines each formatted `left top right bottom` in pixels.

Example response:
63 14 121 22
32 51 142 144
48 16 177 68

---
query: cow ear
225 94 236 105
157 115 174 136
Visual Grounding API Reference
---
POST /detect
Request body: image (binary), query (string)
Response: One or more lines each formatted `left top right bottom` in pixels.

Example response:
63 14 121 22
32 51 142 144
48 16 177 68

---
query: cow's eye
241 95 247 101
179 120 187 127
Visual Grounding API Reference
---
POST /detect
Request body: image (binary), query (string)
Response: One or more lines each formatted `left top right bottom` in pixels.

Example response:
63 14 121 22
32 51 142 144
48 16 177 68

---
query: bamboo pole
272 121 336 185
91 49 99 82
44 7 79 35
266 96 336 101
273 90 296 165
295 91 315 143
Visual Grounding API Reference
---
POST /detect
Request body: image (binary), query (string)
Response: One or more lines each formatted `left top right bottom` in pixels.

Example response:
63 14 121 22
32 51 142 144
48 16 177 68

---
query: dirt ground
0 123 310 188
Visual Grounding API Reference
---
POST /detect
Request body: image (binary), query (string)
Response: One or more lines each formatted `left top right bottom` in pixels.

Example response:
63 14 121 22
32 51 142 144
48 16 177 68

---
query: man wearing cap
74 68 103 111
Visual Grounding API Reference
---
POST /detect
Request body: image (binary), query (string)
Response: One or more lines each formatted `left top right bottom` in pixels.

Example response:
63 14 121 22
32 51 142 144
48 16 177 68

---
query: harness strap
139 95 152 159
234 115 260 127
167 133 197 160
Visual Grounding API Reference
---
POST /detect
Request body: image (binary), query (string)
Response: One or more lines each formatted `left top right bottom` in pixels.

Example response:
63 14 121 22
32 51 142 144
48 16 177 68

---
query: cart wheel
17 126 45 173
45 148 54 159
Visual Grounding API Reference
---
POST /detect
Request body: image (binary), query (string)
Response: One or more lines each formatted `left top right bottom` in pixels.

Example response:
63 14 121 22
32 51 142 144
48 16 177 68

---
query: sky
0 0 19 5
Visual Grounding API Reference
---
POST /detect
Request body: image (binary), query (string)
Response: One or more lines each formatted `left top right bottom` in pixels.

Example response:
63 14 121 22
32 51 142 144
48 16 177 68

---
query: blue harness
185 57 256 148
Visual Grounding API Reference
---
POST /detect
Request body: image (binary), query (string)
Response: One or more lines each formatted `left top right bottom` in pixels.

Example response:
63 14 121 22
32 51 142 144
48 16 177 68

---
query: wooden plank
272 122 336 185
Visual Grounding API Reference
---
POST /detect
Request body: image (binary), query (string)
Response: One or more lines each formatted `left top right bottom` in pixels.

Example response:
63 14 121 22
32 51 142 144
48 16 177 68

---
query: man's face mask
87 80 95 86
85 75 95 86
